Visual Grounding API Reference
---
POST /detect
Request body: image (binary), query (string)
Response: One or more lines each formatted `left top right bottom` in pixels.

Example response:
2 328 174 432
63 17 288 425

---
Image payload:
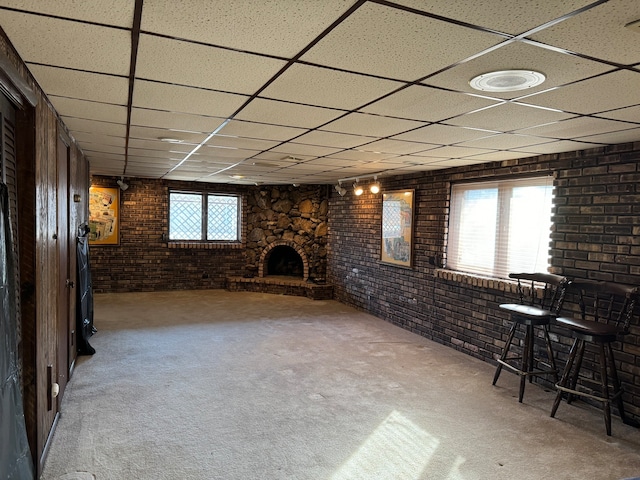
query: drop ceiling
1 0 639 185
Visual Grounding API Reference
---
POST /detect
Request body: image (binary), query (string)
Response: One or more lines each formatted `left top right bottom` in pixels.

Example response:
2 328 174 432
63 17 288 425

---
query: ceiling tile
140 0 352 57
28 65 128 104
129 125 208 144
300 2 502 81
424 42 611 100
271 142 344 158
394 0 594 35
444 102 574 131
127 139 196 153
362 85 500 122
136 34 287 95
521 70 640 114
197 146 260 160
326 150 399 162
0 0 135 26
293 131 374 149
49 97 127 124
514 116 637 139
463 150 539 162
529 0 640 65
391 124 494 144
456 133 554 150
357 139 436 155
598 105 640 123
131 108 226 133
235 98 345 129
513 139 602 155
61 117 126 137
78 143 125 155
132 79 249 117
421 145 497 159
206 135 280 151
321 112 425 137
260 63 402 110
1 11 130 74
72 132 126 148
574 127 640 145
219 120 307 142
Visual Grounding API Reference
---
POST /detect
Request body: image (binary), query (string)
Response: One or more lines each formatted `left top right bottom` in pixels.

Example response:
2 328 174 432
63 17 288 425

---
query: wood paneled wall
1 27 90 475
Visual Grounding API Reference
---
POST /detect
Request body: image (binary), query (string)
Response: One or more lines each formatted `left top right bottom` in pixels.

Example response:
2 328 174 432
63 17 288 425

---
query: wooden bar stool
493 273 568 403
550 280 639 436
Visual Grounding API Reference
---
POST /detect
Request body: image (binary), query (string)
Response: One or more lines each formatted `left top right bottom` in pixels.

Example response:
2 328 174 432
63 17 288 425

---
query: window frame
168 189 242 243
446 175 554 279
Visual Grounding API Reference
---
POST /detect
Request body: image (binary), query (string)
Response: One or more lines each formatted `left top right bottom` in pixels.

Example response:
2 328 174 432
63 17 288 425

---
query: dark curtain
0 182 34 478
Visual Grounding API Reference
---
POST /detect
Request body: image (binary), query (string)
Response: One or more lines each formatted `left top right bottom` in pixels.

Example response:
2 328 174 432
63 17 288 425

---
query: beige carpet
41 290 640 480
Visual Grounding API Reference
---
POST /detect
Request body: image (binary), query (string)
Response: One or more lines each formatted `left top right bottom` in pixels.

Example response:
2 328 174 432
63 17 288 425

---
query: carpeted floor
41 290 640 480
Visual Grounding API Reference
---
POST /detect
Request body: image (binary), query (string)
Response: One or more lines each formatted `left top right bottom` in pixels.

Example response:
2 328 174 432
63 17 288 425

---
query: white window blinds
447 176 554 278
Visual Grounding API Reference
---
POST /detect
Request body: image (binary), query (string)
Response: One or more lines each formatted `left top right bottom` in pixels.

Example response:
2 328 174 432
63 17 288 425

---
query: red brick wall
327 142 640 420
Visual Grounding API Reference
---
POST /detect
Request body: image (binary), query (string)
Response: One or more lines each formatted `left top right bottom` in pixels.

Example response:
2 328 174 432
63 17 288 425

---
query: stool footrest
555 383 623 404
497 358 557 377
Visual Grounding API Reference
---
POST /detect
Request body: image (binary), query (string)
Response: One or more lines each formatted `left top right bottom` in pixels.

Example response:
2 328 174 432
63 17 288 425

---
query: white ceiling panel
391 124 495 145
235 98 345 129
362 85 500 122
514 116 637 139
49 97 127 124
521 71 640 115
2 0 639 184
300 2 503 81
321 112 425 137
0 0 135 26
131 108 225 133
27 65 128 104
445 102 575 132
219 121 307 142
530 0 640 65
1 12 130 74
260 64 402 110
394 0 594 35
136 34 287 95
140 0 353 57
513 140 602 155
132 80 248 118
61 117 126 137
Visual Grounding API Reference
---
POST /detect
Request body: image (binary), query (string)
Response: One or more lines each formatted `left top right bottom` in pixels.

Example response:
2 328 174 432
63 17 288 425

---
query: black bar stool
493 272 568 402
550 280 639 436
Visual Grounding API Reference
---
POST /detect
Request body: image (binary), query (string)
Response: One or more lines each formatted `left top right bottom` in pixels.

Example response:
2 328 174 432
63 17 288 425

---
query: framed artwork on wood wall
380 189 414 268
88 186 119 245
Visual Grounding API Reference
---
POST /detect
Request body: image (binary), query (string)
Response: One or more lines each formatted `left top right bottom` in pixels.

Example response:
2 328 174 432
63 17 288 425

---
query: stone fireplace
259 241 309 281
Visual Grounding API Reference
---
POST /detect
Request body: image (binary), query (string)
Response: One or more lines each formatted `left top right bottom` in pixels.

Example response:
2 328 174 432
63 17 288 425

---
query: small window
169 191 240 241
447 176 554 278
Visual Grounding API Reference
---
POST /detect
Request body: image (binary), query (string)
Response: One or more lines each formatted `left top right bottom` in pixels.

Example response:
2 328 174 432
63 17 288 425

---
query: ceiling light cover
469 70 546 92
353 182 364 196
370 181 381 194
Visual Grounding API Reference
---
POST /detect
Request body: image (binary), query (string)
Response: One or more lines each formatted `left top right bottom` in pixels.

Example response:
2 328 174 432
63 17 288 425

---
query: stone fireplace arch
259 240 309 281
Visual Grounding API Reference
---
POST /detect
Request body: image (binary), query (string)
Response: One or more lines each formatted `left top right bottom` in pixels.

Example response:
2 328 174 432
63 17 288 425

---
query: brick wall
89 177 246 292
90 177 329 292
327 142 640 421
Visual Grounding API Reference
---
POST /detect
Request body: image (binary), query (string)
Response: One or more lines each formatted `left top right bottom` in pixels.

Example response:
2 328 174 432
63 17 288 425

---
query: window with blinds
447 176 554 278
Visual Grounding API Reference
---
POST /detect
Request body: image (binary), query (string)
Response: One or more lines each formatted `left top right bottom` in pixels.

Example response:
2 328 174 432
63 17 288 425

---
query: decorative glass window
447 176 554 278
169 191 240 241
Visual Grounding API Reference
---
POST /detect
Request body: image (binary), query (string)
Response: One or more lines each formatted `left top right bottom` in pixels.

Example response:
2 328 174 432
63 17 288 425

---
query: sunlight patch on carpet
331 410 454 480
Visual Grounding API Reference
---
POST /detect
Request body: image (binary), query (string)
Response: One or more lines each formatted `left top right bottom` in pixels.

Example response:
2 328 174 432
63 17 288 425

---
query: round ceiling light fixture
469 70 546 92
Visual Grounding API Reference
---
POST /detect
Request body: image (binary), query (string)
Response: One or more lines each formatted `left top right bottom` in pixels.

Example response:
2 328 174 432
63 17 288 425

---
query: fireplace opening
266 245 304 278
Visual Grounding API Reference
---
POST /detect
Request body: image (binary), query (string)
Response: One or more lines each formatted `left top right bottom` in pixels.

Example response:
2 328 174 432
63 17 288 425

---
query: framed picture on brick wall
88 186 120 245
380 189 414 267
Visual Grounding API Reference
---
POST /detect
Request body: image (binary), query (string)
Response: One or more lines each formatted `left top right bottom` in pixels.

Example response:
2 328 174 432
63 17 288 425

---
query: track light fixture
353 180 364 196
334 182 347 196
116 176 129 191
370 176 381 194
